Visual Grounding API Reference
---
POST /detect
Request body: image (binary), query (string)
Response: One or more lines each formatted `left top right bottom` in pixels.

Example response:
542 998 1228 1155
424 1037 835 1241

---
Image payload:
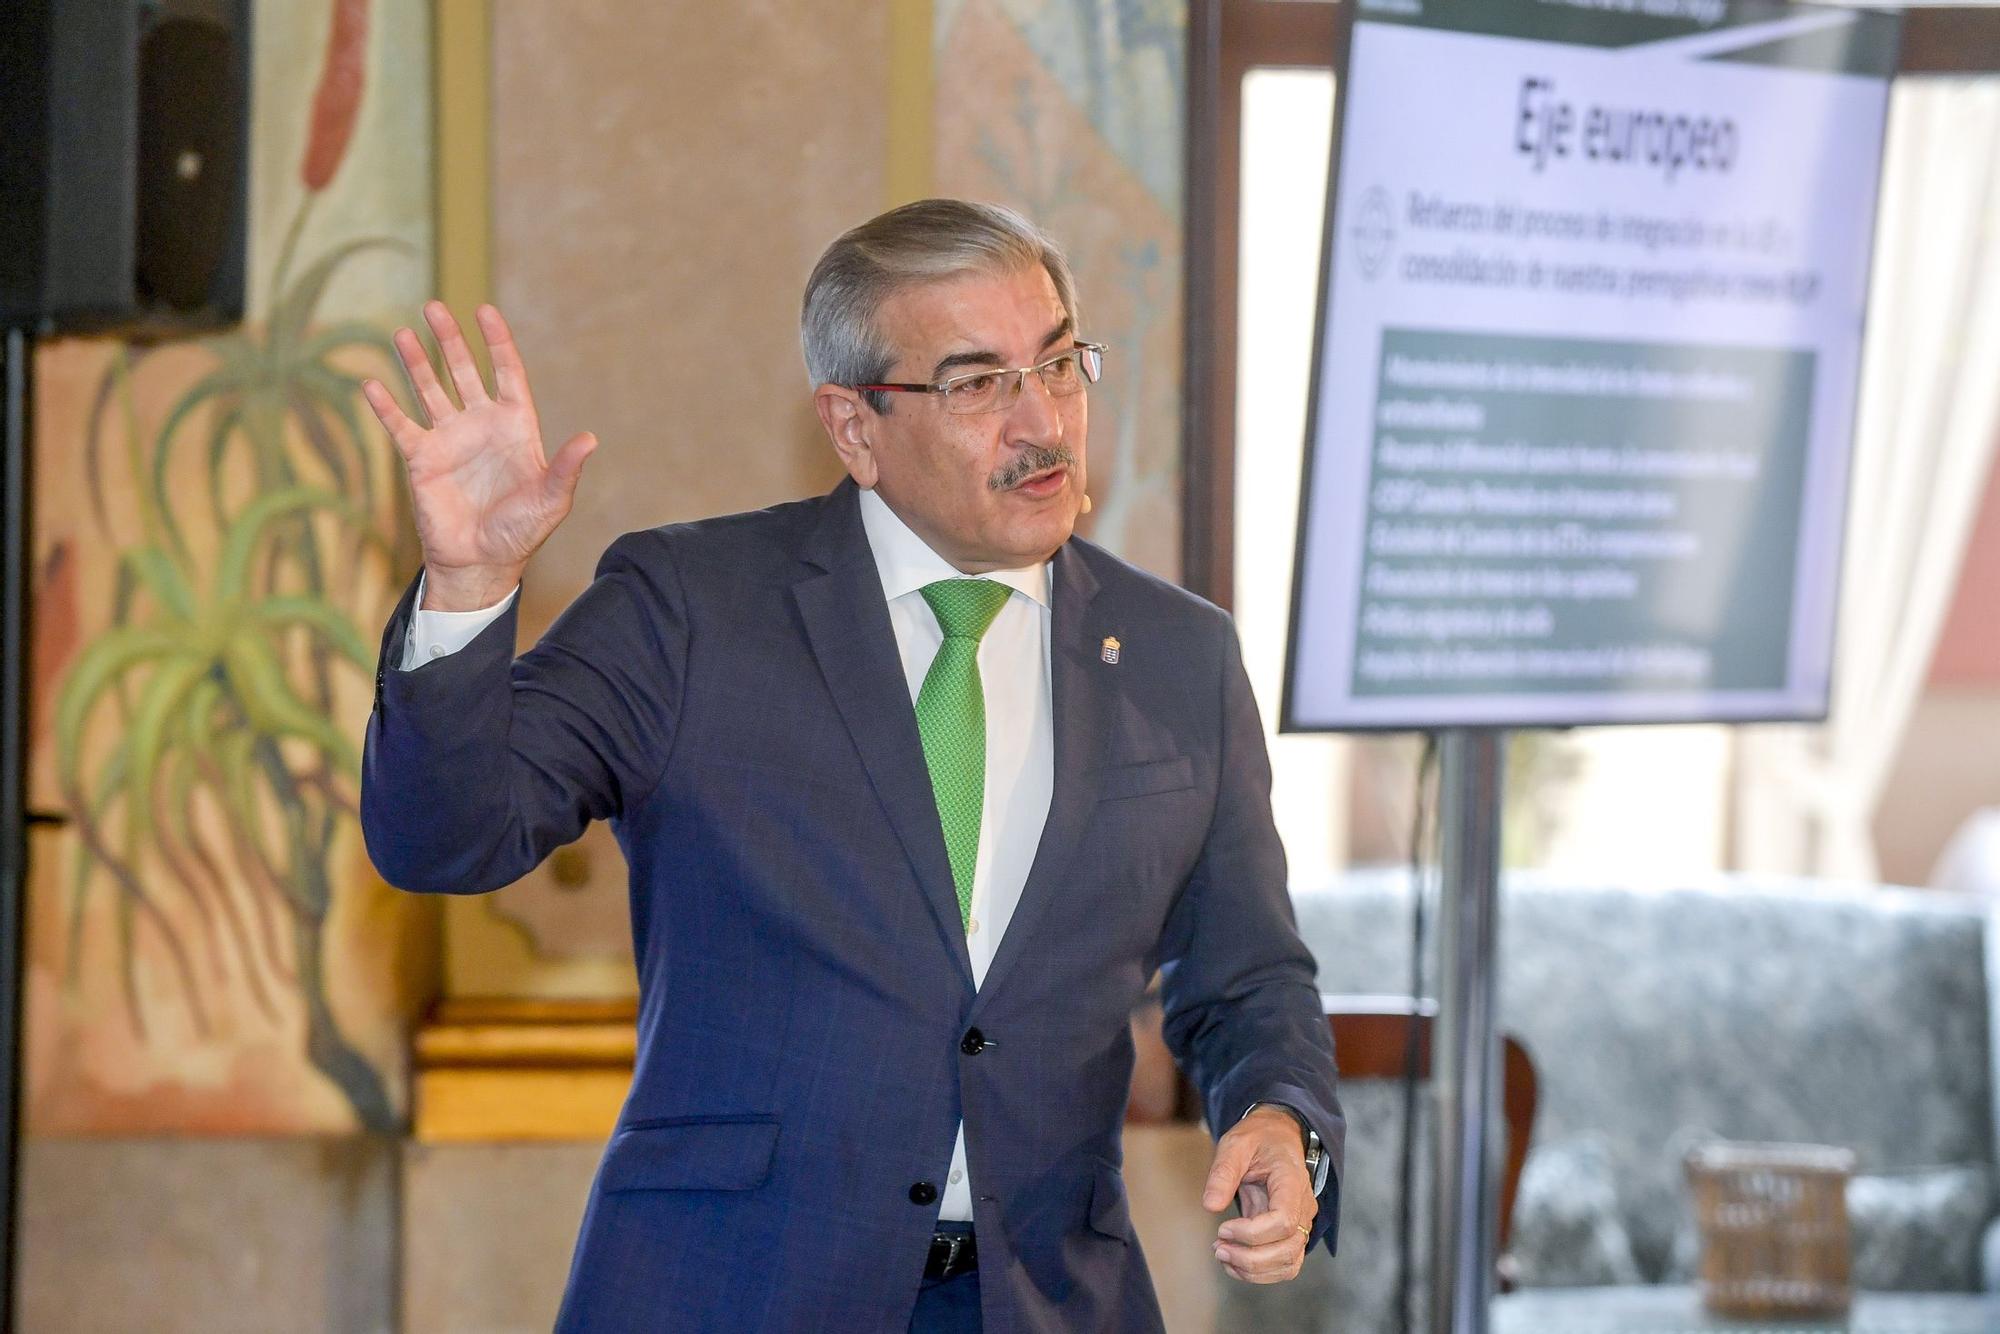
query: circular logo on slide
1353 185 1395 280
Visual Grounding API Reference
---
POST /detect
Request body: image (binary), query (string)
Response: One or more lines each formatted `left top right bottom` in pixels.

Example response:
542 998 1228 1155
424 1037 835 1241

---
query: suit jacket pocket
600 1114 779 1193
1087 1159 1132 1242
1096 756 1194 804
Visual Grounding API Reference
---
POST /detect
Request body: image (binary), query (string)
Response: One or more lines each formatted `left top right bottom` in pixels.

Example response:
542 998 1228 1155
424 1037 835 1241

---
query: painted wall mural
934 0 1186 578
26 0 434 1135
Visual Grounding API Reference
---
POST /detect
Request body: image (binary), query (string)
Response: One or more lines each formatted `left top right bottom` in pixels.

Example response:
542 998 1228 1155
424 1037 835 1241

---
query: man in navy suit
360 200 1341 1332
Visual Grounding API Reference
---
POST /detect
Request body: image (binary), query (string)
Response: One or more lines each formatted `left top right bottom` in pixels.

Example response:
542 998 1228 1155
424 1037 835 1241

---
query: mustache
989 444 1077 492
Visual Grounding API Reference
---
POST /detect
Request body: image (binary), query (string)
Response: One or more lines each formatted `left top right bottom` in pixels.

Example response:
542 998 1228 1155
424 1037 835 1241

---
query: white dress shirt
400 487 1056 1222
858 486 1055 1221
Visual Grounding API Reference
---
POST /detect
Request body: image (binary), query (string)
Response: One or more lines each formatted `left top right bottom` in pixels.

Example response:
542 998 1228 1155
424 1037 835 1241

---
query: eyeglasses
858 342 1106 416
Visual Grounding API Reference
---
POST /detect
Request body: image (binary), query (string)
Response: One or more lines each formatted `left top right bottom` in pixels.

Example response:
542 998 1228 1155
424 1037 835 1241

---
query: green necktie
915 579 1012 930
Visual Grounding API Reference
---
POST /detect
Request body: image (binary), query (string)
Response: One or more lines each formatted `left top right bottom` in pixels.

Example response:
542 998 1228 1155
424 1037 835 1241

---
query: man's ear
813 384 879 489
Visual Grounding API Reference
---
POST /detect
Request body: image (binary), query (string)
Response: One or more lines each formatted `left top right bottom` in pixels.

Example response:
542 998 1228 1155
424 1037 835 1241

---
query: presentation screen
1281 0 1902 732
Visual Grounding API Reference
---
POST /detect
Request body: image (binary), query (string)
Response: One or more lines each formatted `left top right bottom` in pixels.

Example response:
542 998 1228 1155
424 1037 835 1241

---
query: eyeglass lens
943 347 1104 415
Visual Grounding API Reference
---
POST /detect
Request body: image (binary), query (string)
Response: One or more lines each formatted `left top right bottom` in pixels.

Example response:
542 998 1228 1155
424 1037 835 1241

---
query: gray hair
801 199 1079 412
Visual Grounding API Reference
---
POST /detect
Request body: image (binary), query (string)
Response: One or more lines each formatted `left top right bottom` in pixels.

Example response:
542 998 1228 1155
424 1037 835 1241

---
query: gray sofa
1219 869 2000 1333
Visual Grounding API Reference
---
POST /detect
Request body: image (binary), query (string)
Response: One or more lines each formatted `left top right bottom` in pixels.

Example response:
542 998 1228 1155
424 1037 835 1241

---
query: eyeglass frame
855 341 1107 414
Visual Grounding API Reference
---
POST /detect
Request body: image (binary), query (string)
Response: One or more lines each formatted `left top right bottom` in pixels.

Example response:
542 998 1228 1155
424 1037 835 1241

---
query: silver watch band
1239 1100 1330 1196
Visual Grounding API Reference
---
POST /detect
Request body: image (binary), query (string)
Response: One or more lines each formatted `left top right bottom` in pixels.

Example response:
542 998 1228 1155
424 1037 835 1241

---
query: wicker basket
1684 1141 1856 1319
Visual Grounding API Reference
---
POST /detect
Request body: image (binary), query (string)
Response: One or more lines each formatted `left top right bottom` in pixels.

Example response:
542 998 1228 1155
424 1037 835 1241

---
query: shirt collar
857 485 1051 610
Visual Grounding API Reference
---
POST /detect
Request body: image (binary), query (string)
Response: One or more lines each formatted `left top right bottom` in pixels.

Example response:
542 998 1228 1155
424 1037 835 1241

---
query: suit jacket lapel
792 482 975 992
973 541 1113 1008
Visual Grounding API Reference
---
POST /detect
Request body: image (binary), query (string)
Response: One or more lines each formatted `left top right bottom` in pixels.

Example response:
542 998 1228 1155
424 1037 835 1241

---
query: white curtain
1735 77 2000 882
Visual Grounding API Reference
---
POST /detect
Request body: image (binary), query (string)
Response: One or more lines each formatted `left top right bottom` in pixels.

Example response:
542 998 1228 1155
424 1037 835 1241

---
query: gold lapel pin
1101 636 1121 665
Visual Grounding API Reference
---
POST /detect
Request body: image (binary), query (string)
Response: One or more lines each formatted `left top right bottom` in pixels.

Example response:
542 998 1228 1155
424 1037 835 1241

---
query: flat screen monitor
1281 0 1903 732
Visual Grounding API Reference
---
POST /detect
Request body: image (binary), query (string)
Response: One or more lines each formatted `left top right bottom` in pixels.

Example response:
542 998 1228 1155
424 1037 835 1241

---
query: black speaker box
0 0 251 337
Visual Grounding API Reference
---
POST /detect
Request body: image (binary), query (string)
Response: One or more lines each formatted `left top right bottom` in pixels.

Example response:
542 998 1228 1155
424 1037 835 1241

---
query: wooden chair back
1323 994 1539 1257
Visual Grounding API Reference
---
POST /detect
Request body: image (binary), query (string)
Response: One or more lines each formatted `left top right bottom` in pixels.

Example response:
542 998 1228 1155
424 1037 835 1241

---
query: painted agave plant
55 483 388 1114
50 0 415 1130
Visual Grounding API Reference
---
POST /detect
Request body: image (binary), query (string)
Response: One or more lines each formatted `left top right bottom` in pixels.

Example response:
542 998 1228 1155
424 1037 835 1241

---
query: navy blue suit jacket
362 479 1342 1332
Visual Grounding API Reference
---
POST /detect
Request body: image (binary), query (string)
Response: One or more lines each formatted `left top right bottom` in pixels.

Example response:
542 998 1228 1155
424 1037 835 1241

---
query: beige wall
447 4 893 995
490 3 881 610
1931 452 2000 687
1877 688 2000 887
1876 450 2000 886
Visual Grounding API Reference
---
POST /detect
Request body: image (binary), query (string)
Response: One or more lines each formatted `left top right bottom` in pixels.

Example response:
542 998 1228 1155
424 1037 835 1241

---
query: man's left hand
1201 1105 1317 1283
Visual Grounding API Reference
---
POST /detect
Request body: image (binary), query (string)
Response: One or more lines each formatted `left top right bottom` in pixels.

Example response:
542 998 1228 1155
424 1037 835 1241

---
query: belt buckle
938 1233 964 1274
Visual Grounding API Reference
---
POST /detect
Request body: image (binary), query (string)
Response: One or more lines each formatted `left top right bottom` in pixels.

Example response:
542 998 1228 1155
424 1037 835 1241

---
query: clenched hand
1202 1104 1318 1284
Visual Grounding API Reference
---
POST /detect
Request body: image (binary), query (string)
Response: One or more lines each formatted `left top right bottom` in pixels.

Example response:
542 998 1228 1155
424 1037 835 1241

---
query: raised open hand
361 301 596 610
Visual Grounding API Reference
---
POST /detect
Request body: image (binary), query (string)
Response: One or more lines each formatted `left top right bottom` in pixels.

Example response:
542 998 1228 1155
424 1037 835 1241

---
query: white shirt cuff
400 572 519 671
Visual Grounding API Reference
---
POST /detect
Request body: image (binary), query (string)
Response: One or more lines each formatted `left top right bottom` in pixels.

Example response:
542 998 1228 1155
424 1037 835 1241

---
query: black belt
923 1224 978 1280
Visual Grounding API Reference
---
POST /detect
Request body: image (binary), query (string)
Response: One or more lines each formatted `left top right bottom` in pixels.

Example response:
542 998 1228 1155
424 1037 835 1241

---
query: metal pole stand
1429 729 1506 1334
2 327 33 1334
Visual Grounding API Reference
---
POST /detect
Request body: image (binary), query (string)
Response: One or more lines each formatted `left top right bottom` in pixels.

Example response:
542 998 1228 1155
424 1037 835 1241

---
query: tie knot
921 579 1011 641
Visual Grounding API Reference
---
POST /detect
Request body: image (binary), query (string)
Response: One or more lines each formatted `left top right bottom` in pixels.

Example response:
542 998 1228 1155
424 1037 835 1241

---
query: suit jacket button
960 1028 986 1056
909 1181 938 1205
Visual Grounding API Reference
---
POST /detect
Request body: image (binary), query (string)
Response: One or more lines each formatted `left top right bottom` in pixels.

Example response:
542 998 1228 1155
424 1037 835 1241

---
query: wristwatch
1241 1101 1329 1195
